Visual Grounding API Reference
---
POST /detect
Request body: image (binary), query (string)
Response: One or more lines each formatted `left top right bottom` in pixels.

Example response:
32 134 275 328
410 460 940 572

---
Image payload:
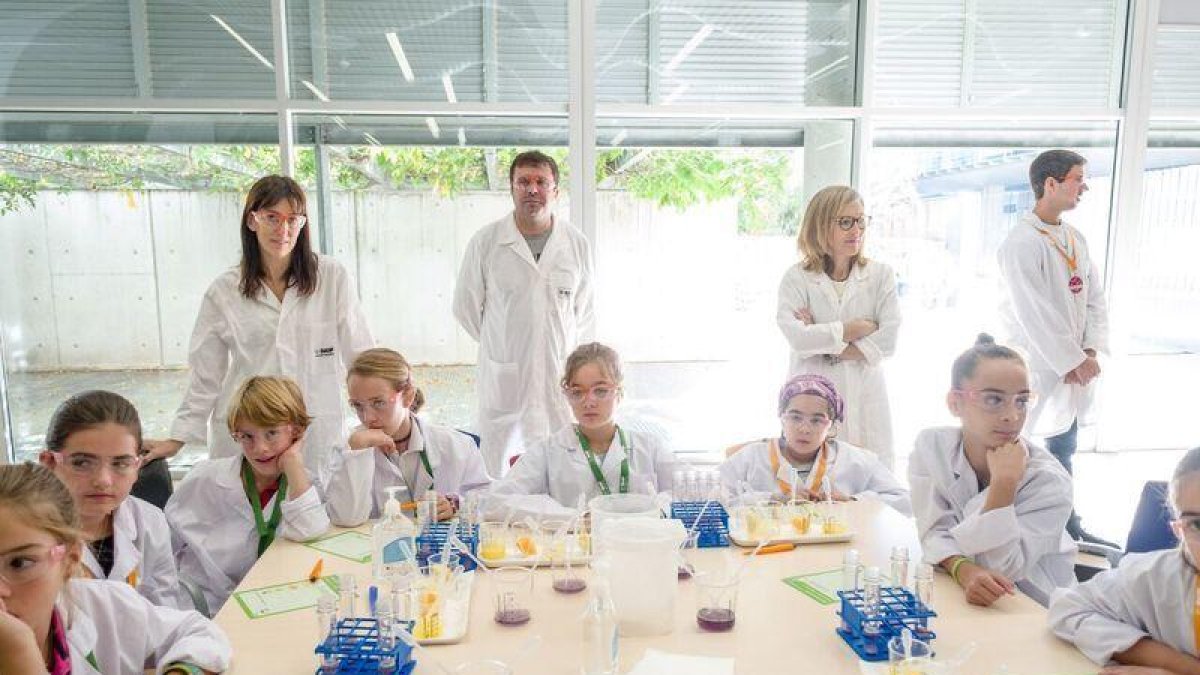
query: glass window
867 121 1117 462
287 1 568 104
874 0 1126 108
1152 24 1200 109
0 113 279 465
597 0 857 105
593 117 854 459
292 113 570 431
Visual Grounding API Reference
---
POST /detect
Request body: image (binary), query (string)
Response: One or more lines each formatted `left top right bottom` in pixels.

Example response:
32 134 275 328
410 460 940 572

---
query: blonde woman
485 342 676 521
324 348 492 527
166 376 329 613
776 185 901 468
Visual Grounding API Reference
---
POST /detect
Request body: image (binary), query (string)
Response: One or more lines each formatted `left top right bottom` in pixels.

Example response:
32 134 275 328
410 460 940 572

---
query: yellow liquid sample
576 532 591 554
823 520 847 535
791 515 810 534
480 541 507 561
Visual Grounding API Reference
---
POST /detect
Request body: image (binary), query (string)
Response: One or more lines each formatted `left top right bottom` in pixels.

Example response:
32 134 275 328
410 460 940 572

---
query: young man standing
998 149 1115 548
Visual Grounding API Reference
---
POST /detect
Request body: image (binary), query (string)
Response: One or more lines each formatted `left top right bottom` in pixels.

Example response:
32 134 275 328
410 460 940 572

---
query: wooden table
214 500 1098 674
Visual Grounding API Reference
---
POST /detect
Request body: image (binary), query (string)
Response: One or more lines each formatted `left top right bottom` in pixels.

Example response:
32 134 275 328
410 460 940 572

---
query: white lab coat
324 417 493 527
168 254 375 479
485 425 676 521
907 426 1076 606
998 212 1109 437
61 578 231 674
776 260 901 468
165 455 330 613
1048 548 1196 665
452 213 595 477
718 438 912 516
80 495 183 609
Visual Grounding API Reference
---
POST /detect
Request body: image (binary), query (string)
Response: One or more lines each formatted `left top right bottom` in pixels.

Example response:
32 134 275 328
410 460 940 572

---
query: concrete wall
0 190 739 370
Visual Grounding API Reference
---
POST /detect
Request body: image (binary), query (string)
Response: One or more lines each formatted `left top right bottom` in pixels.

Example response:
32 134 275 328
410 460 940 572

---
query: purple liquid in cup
696 607 735 631
495 608 531 625
553 578 587 594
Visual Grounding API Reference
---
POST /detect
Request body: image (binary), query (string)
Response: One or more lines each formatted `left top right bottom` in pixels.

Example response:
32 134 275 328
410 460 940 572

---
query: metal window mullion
272 0 294 175
483 0 498 102
960 0 977 107
568 0 598 326
647 0 660 104
0 325 13 464
853 0 878 189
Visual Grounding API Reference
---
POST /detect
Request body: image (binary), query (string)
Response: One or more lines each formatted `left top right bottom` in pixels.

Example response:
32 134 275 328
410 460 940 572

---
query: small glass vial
339 573 358 619
890 545 910 590
316 591 340 673
841 548 861 592
914 562 934 610
861 566 882 657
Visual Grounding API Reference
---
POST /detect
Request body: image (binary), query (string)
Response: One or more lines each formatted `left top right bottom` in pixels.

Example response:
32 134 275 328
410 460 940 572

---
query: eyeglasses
349 391 402 415
54 452 141 477
0 544 67 586
231 425 293 446
832 216 870 231
1178 515 1200 535
513 178 556 193
253 210 308 230
563 386 617 403
954 389 1038 413
780 412 832 428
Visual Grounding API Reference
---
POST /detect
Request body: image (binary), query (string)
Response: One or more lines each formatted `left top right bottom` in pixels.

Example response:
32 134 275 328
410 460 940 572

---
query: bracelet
164 663 204 675
948 556 971 584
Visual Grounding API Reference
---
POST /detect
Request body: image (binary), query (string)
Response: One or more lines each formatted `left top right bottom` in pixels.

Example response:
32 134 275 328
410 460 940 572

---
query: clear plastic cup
694 571 738 632
888 635 934 674
479 522 509 563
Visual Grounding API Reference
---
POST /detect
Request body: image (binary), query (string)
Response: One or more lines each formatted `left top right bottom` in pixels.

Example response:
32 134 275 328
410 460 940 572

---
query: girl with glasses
324 348 492 527
37 391 182 609
0 463 230 674
485 342 676 521
908 334 1075 608
776 185 901 470
166 377 329 613
143 175 375 483
719 374 910 516
1049 446 1200 671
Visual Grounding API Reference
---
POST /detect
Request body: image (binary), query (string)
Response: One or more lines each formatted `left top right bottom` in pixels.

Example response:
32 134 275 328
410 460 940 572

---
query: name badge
314 346 335 358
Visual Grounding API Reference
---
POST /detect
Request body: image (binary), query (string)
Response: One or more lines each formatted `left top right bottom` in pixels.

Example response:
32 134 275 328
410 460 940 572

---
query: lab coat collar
80 501 136 581
555 424 627 467
61 597 98 671
498 211 558 271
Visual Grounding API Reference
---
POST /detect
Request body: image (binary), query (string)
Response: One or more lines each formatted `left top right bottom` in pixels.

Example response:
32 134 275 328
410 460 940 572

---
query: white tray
478 540 591 568
415 571 474 645
729 526 854 547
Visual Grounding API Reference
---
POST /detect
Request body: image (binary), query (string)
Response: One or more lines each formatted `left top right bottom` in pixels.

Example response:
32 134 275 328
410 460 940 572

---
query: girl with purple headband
718 374 910 516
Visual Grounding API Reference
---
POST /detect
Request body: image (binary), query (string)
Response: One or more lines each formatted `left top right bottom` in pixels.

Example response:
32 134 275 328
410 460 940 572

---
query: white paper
626 648 735 675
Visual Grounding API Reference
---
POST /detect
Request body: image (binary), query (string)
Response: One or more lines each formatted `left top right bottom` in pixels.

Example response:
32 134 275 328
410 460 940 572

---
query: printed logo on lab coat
314 346 335 358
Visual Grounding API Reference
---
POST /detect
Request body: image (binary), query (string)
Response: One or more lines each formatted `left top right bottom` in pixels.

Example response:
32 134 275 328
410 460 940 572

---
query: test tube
316 591 340 673
841 549 861 592
377 597 397 675
914 562 934 610
861 566 882 657
339 573 358 619
890 545 910 590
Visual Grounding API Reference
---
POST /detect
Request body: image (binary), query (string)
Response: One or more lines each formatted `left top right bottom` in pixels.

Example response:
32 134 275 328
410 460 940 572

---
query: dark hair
949 334 1027 390
239 175 318 299
508 150 560 186
1029 149 1086 200
45 390 143 453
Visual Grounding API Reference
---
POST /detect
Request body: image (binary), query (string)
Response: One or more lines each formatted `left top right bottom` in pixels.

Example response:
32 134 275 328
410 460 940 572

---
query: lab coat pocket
549 270 576 312
482 358 521 415
304 321 341 414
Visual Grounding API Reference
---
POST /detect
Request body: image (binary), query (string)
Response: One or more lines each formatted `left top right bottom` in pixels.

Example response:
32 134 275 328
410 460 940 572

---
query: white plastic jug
588 493 661 559
597 517 686 637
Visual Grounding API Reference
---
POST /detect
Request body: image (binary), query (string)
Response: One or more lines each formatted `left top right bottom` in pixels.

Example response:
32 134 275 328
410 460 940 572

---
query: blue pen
368 585 379 617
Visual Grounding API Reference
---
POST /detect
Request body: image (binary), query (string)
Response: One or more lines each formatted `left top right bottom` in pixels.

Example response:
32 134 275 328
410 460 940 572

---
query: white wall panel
51 273 160 368
0 200 58 369
44 191 154 275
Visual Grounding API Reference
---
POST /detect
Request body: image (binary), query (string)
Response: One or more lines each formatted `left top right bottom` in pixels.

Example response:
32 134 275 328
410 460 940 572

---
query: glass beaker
888 635 935 675
479 521 509 563
694 571 738 632
493 566 534 626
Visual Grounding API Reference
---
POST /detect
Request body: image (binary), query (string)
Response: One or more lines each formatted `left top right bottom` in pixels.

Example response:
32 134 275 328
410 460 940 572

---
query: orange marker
308 558 324 583
744 543 796 556
126 568 139 588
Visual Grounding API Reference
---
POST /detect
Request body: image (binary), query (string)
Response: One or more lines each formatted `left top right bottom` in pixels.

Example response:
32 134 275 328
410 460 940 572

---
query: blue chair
1076 480 1176 581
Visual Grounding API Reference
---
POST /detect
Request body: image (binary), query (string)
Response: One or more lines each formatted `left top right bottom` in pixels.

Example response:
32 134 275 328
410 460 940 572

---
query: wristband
164 663 204 675
948 556 971 584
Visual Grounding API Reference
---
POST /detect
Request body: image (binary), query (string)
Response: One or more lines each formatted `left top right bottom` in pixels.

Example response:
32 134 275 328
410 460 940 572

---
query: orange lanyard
1032 224 1079 275
126 567 139 588
1193 577 1200 656
769 439 830 497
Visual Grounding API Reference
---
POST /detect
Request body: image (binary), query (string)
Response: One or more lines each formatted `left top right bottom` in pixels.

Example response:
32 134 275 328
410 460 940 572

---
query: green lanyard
240 459 288 557
574 425 630 495
418 450 434 480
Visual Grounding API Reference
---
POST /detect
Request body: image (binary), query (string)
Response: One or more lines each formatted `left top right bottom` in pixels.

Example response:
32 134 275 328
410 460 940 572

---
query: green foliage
0 143 797 232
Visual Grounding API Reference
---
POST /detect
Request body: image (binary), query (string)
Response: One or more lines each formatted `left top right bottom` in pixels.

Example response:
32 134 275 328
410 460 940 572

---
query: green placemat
233 575 341 619
304 530 372 563
783 568 844 605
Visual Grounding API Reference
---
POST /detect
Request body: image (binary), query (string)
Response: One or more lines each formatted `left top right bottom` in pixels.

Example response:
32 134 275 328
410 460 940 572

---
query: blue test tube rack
835 586 937 662
416 522 479 571
670 501 730 548
313 617 416 674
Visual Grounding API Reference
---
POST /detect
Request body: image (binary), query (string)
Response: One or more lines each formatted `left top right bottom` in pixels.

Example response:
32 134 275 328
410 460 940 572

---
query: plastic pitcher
597 517 686 636
589 493 661 559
